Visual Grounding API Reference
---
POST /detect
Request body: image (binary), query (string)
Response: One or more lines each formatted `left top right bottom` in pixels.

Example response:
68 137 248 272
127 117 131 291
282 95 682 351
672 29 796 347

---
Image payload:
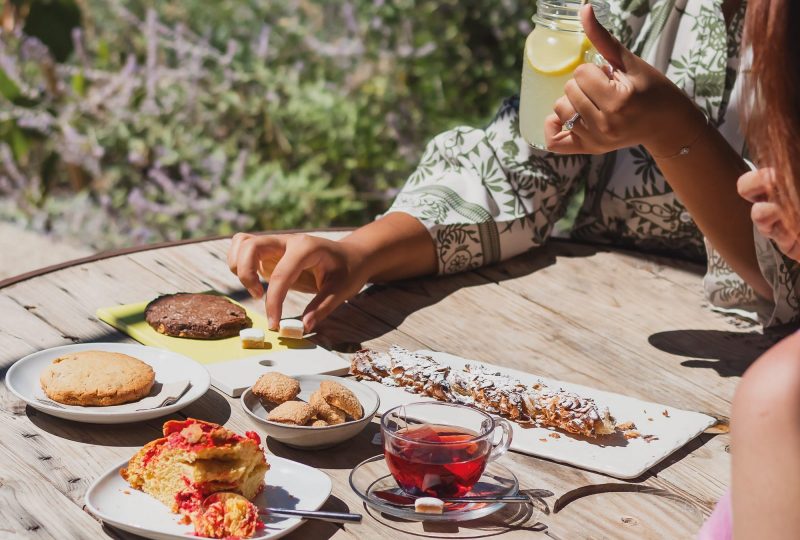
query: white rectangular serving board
365 350 715 479
206 347 350 397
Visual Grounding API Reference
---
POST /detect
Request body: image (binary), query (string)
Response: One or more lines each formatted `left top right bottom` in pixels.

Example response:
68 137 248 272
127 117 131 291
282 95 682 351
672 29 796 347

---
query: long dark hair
744 0 800 207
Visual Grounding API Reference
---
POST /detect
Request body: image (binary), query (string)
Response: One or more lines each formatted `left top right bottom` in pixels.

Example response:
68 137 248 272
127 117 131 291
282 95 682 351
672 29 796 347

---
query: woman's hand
227 233 370 332
544 5 706 157
738 168 800 261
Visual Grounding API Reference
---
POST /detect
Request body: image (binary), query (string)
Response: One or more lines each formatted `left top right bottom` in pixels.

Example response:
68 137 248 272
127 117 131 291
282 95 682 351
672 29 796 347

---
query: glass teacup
381 402 513 498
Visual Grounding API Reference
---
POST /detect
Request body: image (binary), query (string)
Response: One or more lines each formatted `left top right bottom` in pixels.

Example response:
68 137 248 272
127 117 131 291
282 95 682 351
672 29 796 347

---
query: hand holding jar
543 5 707 158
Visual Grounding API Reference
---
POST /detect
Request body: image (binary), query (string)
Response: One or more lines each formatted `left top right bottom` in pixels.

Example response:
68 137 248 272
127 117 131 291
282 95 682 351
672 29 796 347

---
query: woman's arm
647 112 771 299
227 212 435 331
732 331 800 538
230 106 591 329
344 212 437 283
546 5 771 299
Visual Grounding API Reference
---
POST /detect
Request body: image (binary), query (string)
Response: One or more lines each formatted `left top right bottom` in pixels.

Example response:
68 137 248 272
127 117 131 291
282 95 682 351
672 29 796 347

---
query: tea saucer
348 455 519 522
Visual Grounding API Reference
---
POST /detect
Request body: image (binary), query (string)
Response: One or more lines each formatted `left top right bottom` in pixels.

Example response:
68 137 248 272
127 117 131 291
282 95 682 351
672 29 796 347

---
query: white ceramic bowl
241 374 379 450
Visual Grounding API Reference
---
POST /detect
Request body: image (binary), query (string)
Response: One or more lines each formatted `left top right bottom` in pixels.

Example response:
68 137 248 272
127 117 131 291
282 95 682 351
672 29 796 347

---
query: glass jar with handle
519 0 611 150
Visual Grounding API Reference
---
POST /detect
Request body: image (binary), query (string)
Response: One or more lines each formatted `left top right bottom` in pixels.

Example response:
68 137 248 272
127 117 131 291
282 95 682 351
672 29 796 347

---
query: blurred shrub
0 0 531 248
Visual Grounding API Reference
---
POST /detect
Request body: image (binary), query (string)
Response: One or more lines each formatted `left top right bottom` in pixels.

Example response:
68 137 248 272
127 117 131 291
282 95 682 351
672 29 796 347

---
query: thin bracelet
650 111 711 159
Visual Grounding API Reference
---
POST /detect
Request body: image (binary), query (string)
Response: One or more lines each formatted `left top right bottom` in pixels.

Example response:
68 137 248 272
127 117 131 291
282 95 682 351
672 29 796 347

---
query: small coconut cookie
40 351 155 406
267 401 314 425
278 319 304 339
310 419 329 427
415 497 444 514
252 372 300 404
319 380 363 420
240 328 265 349
309 390 347 425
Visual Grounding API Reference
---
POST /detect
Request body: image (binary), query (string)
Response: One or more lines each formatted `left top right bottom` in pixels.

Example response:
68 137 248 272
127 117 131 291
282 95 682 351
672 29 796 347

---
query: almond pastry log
351 346 616 438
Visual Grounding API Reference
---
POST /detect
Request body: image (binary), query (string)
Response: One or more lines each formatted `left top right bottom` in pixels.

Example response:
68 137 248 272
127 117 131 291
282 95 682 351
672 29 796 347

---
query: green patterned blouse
387 0 800 327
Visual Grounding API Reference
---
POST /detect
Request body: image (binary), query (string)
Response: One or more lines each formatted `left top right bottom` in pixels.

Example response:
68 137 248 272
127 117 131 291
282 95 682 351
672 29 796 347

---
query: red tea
384 423 490 498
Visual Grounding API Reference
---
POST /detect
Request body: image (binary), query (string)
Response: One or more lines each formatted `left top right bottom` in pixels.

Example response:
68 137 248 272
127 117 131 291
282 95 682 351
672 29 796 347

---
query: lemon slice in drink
526 28 593 76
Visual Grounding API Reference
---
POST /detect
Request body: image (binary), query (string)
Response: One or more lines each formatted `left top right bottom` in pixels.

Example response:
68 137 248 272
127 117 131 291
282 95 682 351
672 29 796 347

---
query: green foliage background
0 0 533 248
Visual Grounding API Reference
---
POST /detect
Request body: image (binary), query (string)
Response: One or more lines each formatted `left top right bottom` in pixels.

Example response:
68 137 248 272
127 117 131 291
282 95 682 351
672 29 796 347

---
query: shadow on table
312 241 607 353
280 494 352 540
23 388 230 448
648 326 795 378
173 387 232 425
363 487 552 539
266 421 382 469
25 405 164 446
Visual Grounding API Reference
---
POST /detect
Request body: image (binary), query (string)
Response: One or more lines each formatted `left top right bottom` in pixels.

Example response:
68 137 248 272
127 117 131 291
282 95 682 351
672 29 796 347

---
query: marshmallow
414 497 444 514
240 328 265 349
278 319 304 339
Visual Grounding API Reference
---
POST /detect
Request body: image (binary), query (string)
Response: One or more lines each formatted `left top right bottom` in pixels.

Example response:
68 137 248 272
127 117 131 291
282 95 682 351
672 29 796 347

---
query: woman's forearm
342 212 437 283
645 107 772 300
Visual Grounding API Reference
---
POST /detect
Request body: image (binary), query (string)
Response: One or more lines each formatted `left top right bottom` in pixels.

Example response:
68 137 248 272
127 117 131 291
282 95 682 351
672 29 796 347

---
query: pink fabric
697 490 732 540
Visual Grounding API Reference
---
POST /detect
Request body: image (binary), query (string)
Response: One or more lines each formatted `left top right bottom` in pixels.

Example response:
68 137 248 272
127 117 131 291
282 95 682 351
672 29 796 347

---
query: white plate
364 350 716 480
85 456 332 540
5 343 210 424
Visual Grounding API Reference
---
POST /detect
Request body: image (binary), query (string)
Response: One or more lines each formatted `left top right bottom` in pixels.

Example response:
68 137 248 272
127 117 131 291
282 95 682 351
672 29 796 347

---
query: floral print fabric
386 0 800 326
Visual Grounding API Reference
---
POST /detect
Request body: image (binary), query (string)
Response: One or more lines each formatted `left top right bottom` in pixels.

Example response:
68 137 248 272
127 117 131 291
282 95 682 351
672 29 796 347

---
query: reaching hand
227 233 369 332
738 168 800 261
544 5 705 156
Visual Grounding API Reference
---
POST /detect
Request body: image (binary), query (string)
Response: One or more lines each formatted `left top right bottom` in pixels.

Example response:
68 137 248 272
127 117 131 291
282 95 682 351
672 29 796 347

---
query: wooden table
0 231 780 539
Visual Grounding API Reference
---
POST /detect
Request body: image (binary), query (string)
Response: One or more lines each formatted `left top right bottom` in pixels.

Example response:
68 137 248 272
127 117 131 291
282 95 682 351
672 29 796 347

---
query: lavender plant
0 0 531 249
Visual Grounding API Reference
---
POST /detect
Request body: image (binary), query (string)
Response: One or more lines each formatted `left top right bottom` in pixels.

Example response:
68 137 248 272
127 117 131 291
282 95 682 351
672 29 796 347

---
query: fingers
751 202 782 234
573 63 618 107
765 220 800 262
564 78 603 128
228 233 284 300
236 236 287 300
302 287 350 333
227 232 252 276
265 236 322 330
737 170 770 203
552 96 579 126
580 4 627 72
544 113 582 153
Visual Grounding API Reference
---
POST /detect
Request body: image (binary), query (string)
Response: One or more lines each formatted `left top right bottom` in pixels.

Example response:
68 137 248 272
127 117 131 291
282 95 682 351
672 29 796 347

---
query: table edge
0 228 356 290
1 228 707 291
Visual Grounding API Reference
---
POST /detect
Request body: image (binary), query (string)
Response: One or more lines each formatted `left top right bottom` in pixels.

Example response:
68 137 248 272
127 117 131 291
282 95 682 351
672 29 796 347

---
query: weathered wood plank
0 236 739 539
0 436 112 539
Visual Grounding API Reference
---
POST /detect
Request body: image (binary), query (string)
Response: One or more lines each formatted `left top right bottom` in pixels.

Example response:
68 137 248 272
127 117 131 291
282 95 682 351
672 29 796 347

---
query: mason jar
519 0 610 150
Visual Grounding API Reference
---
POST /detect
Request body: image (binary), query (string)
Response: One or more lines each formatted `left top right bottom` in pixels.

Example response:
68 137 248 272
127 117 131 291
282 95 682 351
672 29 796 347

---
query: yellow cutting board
96 295 311 365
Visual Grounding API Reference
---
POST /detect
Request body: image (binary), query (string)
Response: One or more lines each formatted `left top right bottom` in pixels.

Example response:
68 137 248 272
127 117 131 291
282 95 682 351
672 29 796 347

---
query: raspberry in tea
384 423 491 498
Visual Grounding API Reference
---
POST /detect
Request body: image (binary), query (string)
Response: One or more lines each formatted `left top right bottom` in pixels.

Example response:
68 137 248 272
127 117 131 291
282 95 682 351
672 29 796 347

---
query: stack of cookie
252 373 363 427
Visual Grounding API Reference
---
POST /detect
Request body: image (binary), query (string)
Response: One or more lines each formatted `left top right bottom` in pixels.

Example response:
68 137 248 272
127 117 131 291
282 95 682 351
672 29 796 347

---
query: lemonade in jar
519 0 610 150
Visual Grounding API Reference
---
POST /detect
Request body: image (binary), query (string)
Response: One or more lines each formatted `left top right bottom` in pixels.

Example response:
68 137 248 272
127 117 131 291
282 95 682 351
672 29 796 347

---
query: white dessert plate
361 350 716 480
85 455 332 540
5 342 210 424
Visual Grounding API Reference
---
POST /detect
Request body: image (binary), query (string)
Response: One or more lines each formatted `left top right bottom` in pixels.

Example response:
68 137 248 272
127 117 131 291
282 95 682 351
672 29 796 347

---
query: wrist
339 234 376 283
643 98 708 159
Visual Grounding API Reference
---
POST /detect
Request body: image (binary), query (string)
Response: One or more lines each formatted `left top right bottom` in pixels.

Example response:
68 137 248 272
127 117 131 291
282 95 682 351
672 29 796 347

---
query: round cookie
40 351 155 406
309 390 347 425
145 293 252 340
252 372 300 404
319 380 363 420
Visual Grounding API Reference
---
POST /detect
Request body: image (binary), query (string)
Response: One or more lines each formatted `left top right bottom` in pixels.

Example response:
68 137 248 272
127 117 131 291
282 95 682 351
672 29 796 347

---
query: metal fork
35 397 66 409
136 394 179 411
